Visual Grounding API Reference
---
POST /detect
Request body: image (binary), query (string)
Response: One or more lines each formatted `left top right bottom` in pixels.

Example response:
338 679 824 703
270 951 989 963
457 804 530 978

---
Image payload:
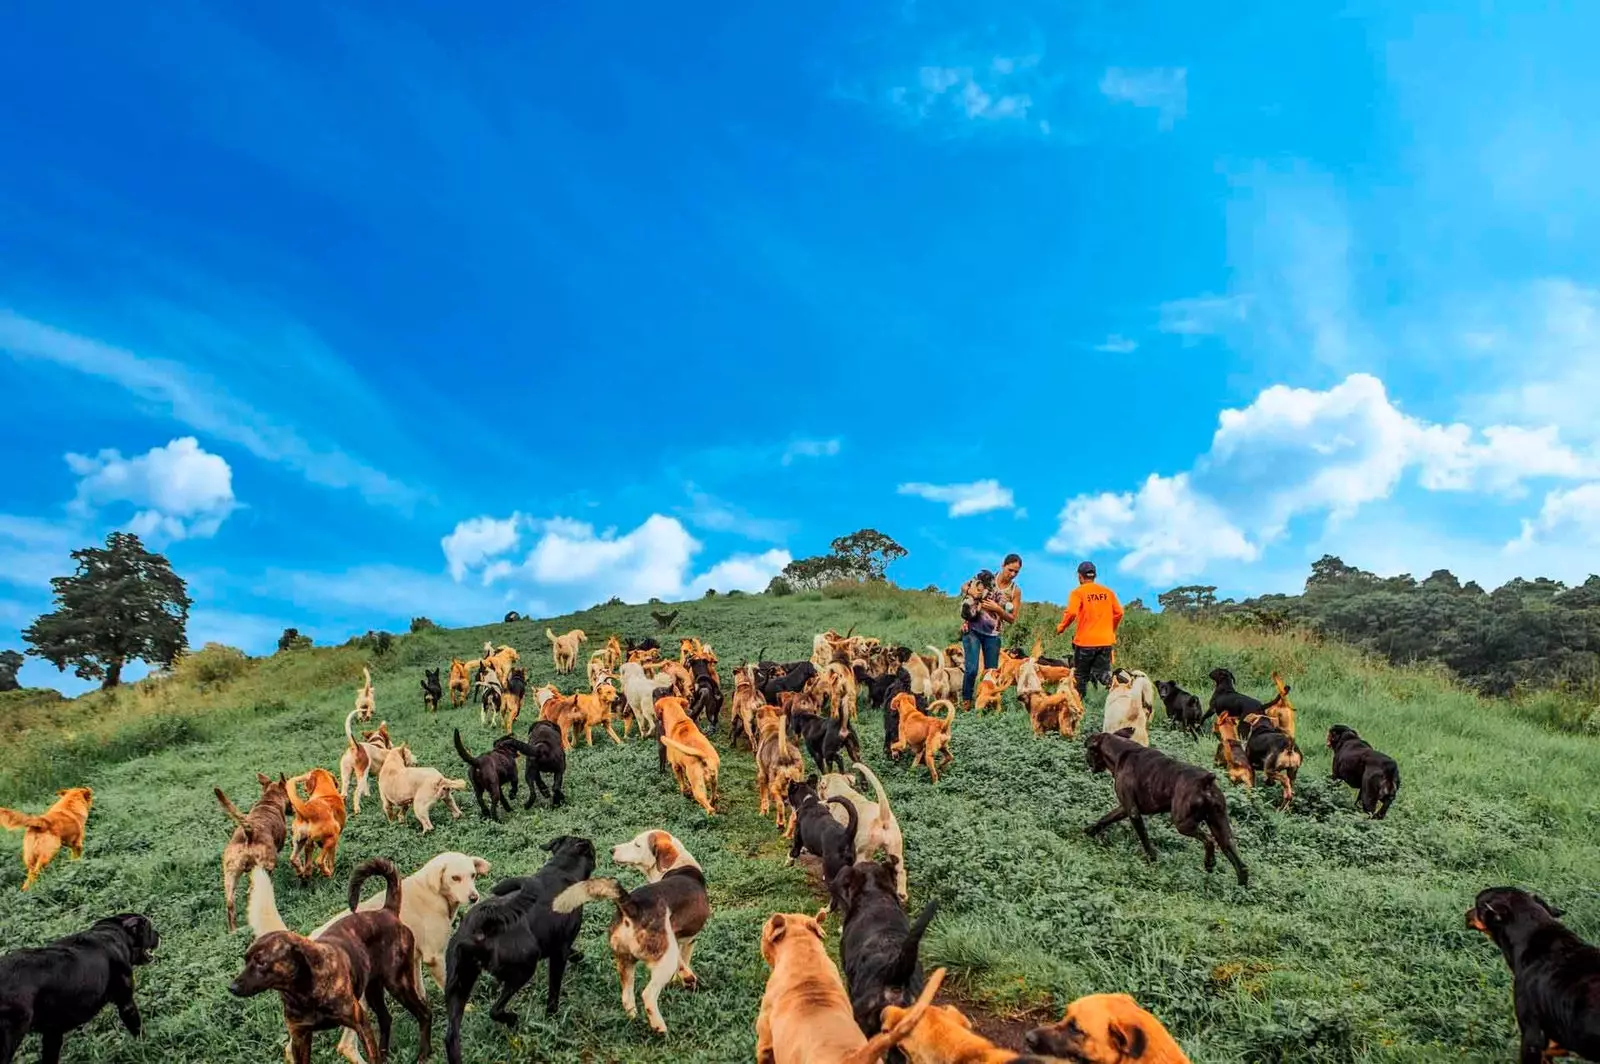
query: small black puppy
1156 679 1205 737
522 720 567 809
1467 887 1600 1064
444 836 596 1064
0 913 159 1064
761 661 817 704
786 779 859 902
421 668 443 712
833 858 936 1039
688 658 723 735
1203 667 1266 723
789 704 862 776
454 729 532 820
1326 725 1400 819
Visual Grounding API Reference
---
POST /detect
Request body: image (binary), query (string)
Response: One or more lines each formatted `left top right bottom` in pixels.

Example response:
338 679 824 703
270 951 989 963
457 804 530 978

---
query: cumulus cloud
1049 373 1595 582
66 436 237 542
1509 482 1600 553
1099 66 1188 127
898 479 1018 517
782 438 841 465
441 513 524 582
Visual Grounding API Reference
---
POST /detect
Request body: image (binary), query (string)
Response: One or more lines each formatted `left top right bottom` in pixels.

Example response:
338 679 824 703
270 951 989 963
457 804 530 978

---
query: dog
378 743 468 833
421 668 442 713
729 664 768 750
764 661 820 704
885 1000 1062 1064
339 710 394 816
1204 668 1266 723
447 659 471 709
1019 662 1084 738
785 779 858 906
560 682 625 748
454 729 532 820
230 858 429 1064
818 762 908 901
501 668 527 731
1241 713 1302 809
756 710 807 832
546 628 587 674
1085 730 1248 886
485 644 519 689
553 831 710 1034
444 837 594 1064
602 634 624 671
215 773 292 932
888 695 956 782
355 666 375 719
1327 725 1400 819
0 786 93 892
1103 669 1155 745
834 858 938 1040
1024 993 1192 1062
587 649 613 691
522 721 568 809
619 660 672 738
1261 672 1297 738
476 665 504 728
0 913 159 1063
656 696 720 816
757 910 945 1064
1156 680 1205 738
1466 887 1600 1064
822 660 860 722
1213 715 1255 789
286 769 346 880
973 669 1006 713
687 656 724 734
789 693 863 776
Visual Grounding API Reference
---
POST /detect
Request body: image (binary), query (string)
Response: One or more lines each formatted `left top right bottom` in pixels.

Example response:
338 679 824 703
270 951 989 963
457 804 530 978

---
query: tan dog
542 688 578 725
0 786 93 891
447 658 471 708
755 712 806 832
995 647 1029 689
338 710 393 816
285 769 346 880
618 663 666 737
1023 686 1084 738
587 650 615 691
757 911 946 1064
485 644 518 684
377 743 467 833
561 682 624 747
1102 669 1153 746
602 634 624 671
1024 993 1191 1062
215 774 292 932
546 628 587 673
1264 671 1297 738
900 648 935 701
883 1001 1025 1064
354 666 375 718
656 697 720 816
1213 715 1255 788
817 762 907 899
728 664 767 749
889 694 956 782
657 659 694 699
973 669 1006 713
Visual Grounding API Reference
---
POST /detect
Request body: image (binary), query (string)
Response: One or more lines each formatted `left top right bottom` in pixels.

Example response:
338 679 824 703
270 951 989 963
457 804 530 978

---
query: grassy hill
1 583 1597 1063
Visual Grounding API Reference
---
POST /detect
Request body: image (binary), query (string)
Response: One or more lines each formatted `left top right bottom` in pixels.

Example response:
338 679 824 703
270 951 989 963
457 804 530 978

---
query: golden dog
285 769 346 880
1213 715 1255 788
755 713 806 833
973 669 1006 713
561 682 624 747
1264 671 1297 738
1024 993 1191 1062
889 694 955 783
546 628 587 673
657 697 720 816
0 786 93 891
1023 686 1084 737
447 658 471 708
728 664 766 749
882 1001 1022 1064
354 666 375 718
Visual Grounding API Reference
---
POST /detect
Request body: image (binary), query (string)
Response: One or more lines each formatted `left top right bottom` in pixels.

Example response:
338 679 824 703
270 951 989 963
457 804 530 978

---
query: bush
175 643 252 690
766 577 794 597
276 627 313 653
922 584 942 594
409 616 438 633
604 596 625 607
347 630 395 657
704 588 718 598
503 611 522 623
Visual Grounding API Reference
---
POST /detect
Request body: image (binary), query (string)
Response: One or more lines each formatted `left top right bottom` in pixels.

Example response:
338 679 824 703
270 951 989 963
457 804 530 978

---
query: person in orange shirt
1055 561 1124 701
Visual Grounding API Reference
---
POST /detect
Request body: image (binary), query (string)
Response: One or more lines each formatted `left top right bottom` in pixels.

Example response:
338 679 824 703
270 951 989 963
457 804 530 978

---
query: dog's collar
661 865 706 885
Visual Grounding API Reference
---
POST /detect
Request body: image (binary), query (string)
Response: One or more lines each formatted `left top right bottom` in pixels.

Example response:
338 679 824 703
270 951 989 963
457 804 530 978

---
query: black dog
421 668 443 712
785 779 859 901
833 858 936 1039
789 703 862 776
1326 725 1400 819
454 729 533 820
1203 667 1266 723
761 661 817 704
688 658 723 735
1156 679 1205 737
522 721 567 809
0 913 159 1064
505 667 527 708
1085 729 1248 886
1242 714 1303 809
855 665 898 710
1467 887 1600 1063
444 836 596 1064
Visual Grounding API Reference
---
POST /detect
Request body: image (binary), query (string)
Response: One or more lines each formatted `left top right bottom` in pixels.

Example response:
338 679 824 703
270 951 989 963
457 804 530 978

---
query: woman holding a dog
959 554 1022 709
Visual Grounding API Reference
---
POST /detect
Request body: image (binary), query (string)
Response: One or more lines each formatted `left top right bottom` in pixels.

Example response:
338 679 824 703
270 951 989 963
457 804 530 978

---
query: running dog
546 628 587 674
377 744 467 834
421 668 442 713
0 787 94 892
215 774 292 932
1327 725 1400 819
888 695 955 782
817 763 908 901
286 769 346 881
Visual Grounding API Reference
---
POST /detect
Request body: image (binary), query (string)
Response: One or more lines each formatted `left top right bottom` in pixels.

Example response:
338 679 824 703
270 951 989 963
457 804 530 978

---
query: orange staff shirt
1056 582 1123 647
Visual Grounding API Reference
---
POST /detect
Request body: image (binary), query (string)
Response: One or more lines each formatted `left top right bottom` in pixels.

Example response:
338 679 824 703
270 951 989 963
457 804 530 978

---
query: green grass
2 585 1598 1062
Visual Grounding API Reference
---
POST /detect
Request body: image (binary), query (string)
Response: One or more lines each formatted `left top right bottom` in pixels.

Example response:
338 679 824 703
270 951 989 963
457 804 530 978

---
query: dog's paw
490 1010 519 1029
680 973 700 990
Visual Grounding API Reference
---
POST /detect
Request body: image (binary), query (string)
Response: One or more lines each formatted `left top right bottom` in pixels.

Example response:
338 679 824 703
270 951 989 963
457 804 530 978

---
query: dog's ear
257 773 273 787
650 832 679 871
472 856 492 875
767 913 789 945
1114 727 1135 739
1108 1017 1148 1059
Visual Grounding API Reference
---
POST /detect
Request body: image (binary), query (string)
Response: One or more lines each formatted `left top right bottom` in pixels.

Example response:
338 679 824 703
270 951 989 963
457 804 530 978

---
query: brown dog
757 911 946 1064
884 1000 1052 1064
286 769 347 880
657 697 720 816
973 670 1006 713
229 858 431 1064
1024 993 1191 1062
1263 671 1296 738
1023 686 1084 738
215 774 292 932
447 658 471 708
756 712 806 833
561 682 624 748
1213 715 1255 789
889 695 955 782
0 786 93 891
728 664 767 749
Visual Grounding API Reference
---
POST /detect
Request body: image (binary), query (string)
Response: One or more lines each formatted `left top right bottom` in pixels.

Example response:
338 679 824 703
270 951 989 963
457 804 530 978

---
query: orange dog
884 1001 1025 1064
757 911 946 1064
656 697 720 816
447 658 471 708
1025 993 1191 1063
0 786 93 891
973 670 1006 713
1213 715 1255 788
1263 671 1297 739
286 768 347 880
889 695 955 782
560 683 624 747
1023 685 1084 737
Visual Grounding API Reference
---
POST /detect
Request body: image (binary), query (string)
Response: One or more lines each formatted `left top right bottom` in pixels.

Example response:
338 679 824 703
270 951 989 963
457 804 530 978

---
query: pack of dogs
4 623 1591 1064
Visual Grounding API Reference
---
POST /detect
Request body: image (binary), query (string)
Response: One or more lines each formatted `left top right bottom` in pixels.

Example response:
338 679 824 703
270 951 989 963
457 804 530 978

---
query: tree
409 616 438 633
277 628 313 653
23 532 191 689
829 529 907 581
780 554 859 591
0 649 22 692
1157 585 1219 615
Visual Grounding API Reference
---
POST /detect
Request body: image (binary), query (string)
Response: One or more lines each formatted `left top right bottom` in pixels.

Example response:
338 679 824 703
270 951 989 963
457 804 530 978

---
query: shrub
348 630 395 657
175 643 252 690
276 627 313 652
604 596 625 607
409 616 438 633
922 584 942 594
703 588 718 598
766 577 794 597
503 611 522 623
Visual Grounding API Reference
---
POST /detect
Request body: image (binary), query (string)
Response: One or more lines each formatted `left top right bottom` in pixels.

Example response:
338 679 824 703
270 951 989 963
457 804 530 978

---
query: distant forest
1159 555 1600 697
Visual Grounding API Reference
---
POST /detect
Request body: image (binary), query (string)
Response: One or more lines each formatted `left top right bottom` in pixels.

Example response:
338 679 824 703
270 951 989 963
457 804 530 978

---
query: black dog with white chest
1326 725 1400 818
0 913 159 1064
786 779 858 903
1467 887 1600 1064
443 836 596 1064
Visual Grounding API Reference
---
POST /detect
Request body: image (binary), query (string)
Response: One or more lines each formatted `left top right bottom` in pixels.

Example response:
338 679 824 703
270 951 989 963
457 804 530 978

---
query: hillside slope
1 585 1597 1063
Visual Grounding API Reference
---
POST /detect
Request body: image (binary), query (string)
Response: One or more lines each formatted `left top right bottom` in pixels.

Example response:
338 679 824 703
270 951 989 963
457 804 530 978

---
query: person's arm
1056 588 1080 635
1111 591 1125 632
998 585 1020 624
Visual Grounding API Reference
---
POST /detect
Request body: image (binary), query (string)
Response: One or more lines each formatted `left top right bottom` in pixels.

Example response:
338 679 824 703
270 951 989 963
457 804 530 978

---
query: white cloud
1509 482 1600 553
898 479 1018 517
1049 373 1596 582
890 55 1046 132
1159 294 1251 336
0 515 77 589
1094 334 1139 354
441 513 524 582
782 438 841 465
66 437 237 542
1099 66 1188 128
690 549 793 595
1474 280 1600 440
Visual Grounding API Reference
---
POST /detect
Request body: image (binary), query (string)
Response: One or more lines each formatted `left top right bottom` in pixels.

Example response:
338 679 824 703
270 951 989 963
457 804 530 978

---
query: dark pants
961 630 1000 702
1073 645 1114 700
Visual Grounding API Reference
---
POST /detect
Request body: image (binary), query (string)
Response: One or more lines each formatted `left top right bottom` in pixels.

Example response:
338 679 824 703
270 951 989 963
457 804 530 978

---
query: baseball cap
1077 561 1097 577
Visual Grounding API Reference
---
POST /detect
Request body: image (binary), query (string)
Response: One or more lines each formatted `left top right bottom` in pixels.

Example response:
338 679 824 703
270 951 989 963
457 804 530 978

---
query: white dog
618 661 668 737
818 762 908 900
377 743 468 832
1102 668 1156 746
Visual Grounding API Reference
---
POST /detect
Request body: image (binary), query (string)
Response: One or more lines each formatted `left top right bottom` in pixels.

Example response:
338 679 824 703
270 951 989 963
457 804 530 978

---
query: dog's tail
926 698 957 730
0 806 47 831
283 776 313 817
546 628 559 643
552 877 626 915
453 728 480 768
925 644 946 670
828 795 859 845
888 899 938 987
245 865 291 938
842 968 948 1064
349 857 402 916
499 736 540 759
853 762 893 825
659 735 705 760
440 777 469 792
361 666 372 691
214 788 252 835
343 708 362 747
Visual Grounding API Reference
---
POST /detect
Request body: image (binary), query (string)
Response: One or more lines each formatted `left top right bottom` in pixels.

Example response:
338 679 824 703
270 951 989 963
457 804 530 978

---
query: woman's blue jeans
960 630 1001 702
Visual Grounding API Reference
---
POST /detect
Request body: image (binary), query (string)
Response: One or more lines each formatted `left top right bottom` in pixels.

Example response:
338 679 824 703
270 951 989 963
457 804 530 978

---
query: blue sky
5 2 1600 692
